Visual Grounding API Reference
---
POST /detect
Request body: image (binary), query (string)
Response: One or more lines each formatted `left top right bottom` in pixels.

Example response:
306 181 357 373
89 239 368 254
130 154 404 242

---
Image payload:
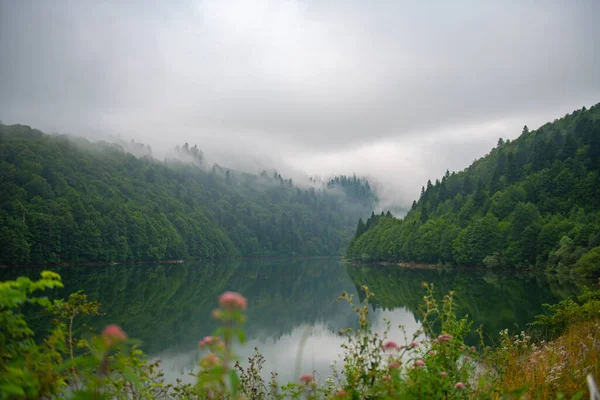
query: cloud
1 0 599 209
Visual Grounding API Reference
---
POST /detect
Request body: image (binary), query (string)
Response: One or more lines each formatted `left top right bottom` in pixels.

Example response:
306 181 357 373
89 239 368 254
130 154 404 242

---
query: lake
0 259 580 384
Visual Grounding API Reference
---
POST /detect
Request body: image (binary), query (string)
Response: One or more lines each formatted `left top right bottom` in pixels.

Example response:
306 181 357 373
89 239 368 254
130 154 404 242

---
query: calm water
0 259 580 383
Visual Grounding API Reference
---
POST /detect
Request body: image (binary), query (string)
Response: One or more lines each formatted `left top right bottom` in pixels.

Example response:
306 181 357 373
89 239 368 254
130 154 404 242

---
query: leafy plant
529 281 600 337
0 271 65 399
1 271 597 399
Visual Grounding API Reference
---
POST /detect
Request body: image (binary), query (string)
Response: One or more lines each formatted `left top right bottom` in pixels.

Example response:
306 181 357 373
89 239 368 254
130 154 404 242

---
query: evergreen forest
347 103 600 278
0 124 376 265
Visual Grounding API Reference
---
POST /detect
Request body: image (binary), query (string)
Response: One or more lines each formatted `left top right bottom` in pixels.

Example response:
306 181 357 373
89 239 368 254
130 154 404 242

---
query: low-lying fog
1 1 599 212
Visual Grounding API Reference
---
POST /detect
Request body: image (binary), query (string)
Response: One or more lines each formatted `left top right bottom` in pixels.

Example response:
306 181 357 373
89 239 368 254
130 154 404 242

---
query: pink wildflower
409 341 420 348
470 346 476 353
440 371 448 378
382 340 400 351
336 389 346 397
200 353 221 368
198 336 224 348
102 324 127 347
388 361 400 369
455 382 465 390
459 345 466 351
464 356 470 362
300 374 313 384
218 291 248 310
428 350 436 356
438 334 453 342
414 359 425 367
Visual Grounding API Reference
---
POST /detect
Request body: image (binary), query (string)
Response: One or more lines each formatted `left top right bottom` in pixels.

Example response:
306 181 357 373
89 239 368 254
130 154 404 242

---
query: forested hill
0 124 376 265
347 103 600 278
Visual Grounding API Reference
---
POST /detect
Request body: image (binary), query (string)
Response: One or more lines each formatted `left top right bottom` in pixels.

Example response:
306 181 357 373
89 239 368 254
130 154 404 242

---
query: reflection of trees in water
346 265 580 343
1 260 581 360
1 259 359 356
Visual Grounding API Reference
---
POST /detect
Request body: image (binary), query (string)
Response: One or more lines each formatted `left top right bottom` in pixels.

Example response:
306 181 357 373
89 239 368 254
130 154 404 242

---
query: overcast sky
1 0 599 209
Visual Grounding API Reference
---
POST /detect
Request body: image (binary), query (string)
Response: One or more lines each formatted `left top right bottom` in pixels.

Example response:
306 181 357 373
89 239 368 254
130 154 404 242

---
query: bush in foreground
0 272 597 399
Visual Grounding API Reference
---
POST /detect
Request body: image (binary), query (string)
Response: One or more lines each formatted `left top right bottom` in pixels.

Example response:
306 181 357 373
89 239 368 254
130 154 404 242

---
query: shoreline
0 255 344 270
345 260 599 286
345 259 540 273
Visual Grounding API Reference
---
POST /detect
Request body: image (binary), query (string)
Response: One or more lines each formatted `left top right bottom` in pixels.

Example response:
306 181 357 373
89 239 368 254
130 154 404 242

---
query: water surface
0 259 579 383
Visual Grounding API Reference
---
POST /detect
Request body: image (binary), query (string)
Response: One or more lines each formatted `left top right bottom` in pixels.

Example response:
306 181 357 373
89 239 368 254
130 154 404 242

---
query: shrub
1 272 598 399
529 282 600 338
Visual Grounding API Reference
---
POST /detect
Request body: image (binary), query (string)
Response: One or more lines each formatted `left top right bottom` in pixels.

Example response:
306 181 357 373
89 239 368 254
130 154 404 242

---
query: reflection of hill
346 265 579 342
1 259 359 355
2 261 581 358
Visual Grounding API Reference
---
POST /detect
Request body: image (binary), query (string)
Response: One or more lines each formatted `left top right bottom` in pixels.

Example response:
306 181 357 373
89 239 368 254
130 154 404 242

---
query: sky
1 0 599 209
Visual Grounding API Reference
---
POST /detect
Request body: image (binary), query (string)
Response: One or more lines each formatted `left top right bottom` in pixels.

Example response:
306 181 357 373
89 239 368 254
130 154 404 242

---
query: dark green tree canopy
347 103 600 278
0 124 377 265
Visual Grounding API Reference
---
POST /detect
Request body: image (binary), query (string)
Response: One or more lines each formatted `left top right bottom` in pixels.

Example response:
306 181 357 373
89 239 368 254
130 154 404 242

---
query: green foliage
332 284 482 399
529 282 600 337
575 246 600 277
348 103 600 278
0 124 376 264
1 271 596 398
0 271 65 399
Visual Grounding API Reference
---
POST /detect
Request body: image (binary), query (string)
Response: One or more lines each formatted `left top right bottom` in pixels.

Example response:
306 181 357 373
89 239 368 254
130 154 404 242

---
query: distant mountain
347 103 600 278
0 124 376 265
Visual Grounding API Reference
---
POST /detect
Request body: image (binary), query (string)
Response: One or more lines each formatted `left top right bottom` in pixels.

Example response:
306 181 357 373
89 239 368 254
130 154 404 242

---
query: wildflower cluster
2 272 598 399
332 283 486 399
194 291 248 396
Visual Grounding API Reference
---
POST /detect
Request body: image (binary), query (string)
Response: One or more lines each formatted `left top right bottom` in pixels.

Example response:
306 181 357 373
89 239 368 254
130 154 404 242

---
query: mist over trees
0 124 376 265
347 103 600 278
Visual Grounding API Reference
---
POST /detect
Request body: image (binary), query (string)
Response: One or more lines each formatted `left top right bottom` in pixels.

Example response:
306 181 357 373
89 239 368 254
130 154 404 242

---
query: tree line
0 124 376 265
347 103 600 278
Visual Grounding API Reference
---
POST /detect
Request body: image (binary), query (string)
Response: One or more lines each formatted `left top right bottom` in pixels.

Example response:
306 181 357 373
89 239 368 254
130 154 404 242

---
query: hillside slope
347 103 600 278
0 124 376 265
